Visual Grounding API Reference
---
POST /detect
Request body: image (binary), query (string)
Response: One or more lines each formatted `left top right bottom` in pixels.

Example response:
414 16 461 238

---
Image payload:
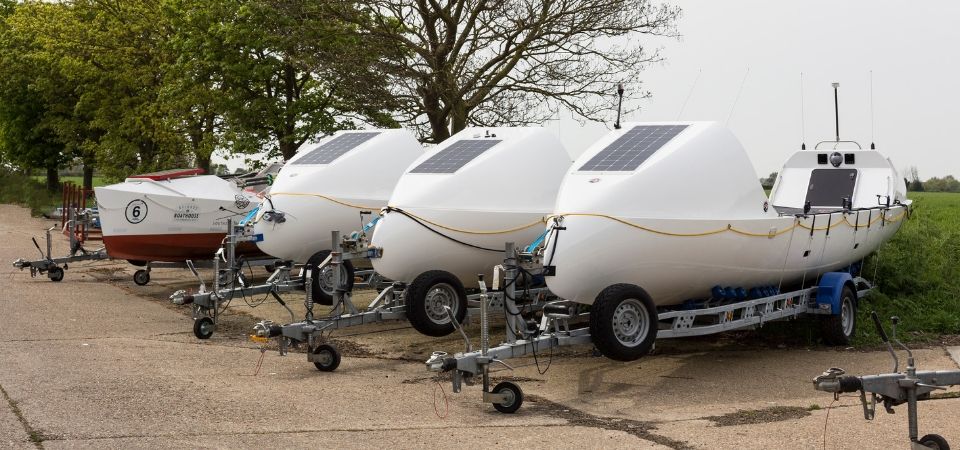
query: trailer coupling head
813 367 863 394
169 290 194 305
425 351 458 373
253 320 282 338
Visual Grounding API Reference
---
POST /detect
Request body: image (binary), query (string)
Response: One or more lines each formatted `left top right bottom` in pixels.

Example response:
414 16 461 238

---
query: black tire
48 267 64 282
920 434 950 450
492 381 524 414
305 250 355 306
405 270 468 337
264 264 276 274
589 284 658 361
193 317 214 340
312 343 341 372
133 269 150 286
820 286 856 346
126 260 148 267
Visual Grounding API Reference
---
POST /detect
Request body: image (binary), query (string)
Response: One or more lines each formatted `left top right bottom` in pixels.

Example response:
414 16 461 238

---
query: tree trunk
46 167 60 191
195 153 211 174
449 102 469 138
82 165 94 190
279 141 298 161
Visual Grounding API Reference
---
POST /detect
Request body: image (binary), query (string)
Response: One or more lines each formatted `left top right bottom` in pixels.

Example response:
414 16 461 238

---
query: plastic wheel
920 434 950 450
305 250 355 306
589 284 658 361
312 343 341 372
133 269 150 286
193 317 214 339
820 286 856 346
264 264 276 274
492 381 524 414
48 267 64 282
405 270 468 337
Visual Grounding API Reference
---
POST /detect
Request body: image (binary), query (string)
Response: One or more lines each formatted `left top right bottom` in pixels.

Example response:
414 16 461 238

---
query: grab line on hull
545 205 908 239
268 192 383 211
382 206 547 235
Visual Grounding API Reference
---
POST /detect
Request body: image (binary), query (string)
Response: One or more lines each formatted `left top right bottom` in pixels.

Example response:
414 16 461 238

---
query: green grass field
855 192 960 343
30 175 108 187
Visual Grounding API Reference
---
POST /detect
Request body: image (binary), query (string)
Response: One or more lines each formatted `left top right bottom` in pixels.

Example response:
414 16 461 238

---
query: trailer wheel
406 271 467 337
48 267 64 282
589 284 658 361
820 286 856 346
306 250 355 306
193 317 214 339
312 343 341 372
133 269 150 286
492 381 524 414
919 434 950 450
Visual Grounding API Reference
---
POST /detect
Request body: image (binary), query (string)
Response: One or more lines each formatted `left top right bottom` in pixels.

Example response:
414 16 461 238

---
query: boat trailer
12 208 110 282
426 242 873 413
249 236 551 372
813 313 960 450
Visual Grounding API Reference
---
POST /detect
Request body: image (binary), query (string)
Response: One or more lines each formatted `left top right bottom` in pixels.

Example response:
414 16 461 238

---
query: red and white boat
94 168 263 262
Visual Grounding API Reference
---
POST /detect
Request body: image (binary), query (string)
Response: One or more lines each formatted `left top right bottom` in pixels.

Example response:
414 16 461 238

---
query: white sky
221 0 960 179
623 0 960 179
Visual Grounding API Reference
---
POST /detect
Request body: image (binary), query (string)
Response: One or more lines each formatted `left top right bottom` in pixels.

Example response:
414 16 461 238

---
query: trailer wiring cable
382 207 503 253
821 394 858 450
382 206 547 235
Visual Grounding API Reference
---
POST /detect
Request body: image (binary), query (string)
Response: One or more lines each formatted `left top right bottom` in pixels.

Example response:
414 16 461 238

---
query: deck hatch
805 168 858 207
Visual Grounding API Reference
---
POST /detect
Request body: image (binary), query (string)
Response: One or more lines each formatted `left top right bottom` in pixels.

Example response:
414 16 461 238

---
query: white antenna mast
800 72 806 150
870 70 876 149
726 67 749 125
676 68 701 120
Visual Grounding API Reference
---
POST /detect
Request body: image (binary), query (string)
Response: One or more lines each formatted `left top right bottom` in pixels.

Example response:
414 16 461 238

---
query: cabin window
805 169 857 207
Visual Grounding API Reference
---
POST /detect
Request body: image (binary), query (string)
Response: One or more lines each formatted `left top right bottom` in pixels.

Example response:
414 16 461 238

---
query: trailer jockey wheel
193 317 214 340
492 381 524 414
48 267 64 282
311 343 341 372
919 434 950 450
589 284 658 361
820 286 856 346
405 270 468 337
306 250 355 306
133 269 150 286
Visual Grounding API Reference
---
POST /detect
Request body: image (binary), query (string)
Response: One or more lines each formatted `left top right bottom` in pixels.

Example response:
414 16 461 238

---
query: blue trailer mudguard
817 272 855 315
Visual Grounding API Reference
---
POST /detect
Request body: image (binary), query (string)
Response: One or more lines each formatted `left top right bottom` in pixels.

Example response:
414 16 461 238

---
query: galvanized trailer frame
427 242 873 413
814 313 960 450
250 233 552 371
12 208 110 282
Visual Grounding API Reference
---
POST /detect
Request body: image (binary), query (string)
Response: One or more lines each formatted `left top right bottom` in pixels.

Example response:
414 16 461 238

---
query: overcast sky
621 0 960 179
221 1 960 179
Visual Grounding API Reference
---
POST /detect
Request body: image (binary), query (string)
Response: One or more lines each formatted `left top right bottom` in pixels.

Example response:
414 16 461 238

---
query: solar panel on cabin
291 132 381 165
578 125 688 172
409 139 502 173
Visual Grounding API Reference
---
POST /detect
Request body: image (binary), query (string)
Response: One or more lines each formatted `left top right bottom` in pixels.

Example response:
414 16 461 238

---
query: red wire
433 380 449 419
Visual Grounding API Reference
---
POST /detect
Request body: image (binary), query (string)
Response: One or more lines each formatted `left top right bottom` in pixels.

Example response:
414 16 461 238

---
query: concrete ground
1 203 958 449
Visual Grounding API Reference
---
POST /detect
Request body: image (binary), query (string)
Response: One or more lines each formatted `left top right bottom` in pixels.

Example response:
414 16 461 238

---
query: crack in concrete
0 383 44 449
523 395 693 449
35 423 574 442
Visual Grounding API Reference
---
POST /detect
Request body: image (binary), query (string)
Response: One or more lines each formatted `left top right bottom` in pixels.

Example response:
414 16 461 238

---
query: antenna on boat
870 70 876 150
676 68 701 120
614 83 625 130
832 82 840 142
800 73 806 150
726 67 749 125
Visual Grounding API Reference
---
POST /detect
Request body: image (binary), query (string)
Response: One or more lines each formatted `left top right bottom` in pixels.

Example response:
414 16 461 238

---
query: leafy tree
338 0 680 143
0 1 70 190
170 0 401 162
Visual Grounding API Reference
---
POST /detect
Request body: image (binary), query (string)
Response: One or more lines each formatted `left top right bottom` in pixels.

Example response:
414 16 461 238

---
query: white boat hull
544 206 908 305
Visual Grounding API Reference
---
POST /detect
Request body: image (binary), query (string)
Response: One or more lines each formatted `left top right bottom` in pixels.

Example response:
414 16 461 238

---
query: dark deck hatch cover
805 168 857 207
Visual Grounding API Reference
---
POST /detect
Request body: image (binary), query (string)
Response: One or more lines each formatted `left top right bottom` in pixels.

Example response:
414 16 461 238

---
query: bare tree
339 0 680 143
